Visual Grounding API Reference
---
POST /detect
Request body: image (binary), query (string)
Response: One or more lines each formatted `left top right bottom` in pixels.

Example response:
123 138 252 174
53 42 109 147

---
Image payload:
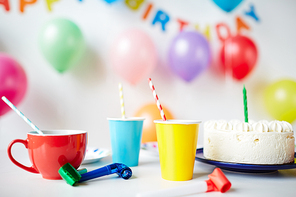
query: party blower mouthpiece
136 168 231 197
59 163 132 186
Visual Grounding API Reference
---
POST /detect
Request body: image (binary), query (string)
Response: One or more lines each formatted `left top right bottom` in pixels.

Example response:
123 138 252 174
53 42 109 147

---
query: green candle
243 85 248 123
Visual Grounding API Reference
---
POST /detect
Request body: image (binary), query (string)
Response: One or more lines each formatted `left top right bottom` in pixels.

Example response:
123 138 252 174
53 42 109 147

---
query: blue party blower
59 163 132 186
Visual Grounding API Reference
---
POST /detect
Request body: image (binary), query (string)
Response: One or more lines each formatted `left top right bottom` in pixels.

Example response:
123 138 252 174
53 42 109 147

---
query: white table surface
1 148 296 197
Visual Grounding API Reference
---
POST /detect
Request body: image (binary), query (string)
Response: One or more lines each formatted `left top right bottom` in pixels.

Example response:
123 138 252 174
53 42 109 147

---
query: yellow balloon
264 79 296 123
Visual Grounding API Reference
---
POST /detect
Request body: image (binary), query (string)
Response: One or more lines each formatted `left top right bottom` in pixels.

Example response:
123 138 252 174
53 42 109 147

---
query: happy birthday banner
125 0 259 39
0 0 59 12
1 0 259 36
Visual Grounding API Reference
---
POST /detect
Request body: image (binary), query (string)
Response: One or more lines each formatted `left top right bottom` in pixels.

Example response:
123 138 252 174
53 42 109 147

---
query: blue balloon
212 0 243 12
168 31 211 82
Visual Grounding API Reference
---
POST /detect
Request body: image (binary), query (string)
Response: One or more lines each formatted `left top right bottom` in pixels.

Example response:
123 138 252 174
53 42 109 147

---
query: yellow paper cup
154 120 201 181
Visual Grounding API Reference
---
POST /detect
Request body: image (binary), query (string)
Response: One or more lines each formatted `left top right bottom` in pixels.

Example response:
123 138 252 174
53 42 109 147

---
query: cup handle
7 139 39 174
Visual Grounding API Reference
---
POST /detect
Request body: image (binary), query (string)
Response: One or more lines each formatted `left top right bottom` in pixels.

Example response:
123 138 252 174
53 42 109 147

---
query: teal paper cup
107 117 145 167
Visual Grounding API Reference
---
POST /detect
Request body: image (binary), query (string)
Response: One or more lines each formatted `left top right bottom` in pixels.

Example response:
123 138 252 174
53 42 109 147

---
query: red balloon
0 53 28 116
220 35 258 80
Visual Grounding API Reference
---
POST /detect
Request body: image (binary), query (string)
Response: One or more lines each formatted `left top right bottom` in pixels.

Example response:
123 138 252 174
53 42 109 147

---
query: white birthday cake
203 120 295 164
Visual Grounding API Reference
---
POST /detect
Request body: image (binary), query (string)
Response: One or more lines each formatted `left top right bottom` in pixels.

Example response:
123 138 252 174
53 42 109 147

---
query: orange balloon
134 103 174 143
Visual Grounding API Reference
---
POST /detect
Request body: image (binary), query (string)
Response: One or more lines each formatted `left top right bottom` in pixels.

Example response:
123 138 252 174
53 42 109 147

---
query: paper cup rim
107 117 145 121
154 119 202 124
28 130 87 136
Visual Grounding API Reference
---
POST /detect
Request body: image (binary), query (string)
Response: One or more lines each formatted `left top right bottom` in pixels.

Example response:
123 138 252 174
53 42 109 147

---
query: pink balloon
110 29 157 85
0 53 28 116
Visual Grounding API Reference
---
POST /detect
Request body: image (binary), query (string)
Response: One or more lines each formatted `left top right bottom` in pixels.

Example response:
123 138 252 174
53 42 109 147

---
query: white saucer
82 147 111 164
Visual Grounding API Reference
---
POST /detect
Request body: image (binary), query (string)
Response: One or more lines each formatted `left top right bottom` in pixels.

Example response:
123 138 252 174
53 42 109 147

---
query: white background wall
0 0 296 150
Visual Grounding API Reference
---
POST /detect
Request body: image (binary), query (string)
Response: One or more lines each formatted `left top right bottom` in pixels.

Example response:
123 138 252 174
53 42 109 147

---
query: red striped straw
148 78 167 121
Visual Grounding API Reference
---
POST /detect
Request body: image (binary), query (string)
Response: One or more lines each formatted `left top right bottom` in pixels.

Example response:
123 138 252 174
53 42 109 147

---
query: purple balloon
168 31 211 82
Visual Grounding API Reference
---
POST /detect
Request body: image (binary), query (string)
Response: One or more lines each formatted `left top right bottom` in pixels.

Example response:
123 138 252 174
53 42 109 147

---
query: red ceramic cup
7 130 87 180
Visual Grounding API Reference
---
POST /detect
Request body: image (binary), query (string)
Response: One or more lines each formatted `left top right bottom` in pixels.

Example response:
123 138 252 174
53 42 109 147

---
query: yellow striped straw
118 83 126 119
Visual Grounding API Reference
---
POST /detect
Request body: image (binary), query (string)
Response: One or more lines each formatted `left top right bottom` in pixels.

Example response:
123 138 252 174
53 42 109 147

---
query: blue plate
195 148 296 173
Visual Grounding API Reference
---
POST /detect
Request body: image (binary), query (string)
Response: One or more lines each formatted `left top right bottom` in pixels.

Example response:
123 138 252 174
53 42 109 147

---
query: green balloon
39 18 85 73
